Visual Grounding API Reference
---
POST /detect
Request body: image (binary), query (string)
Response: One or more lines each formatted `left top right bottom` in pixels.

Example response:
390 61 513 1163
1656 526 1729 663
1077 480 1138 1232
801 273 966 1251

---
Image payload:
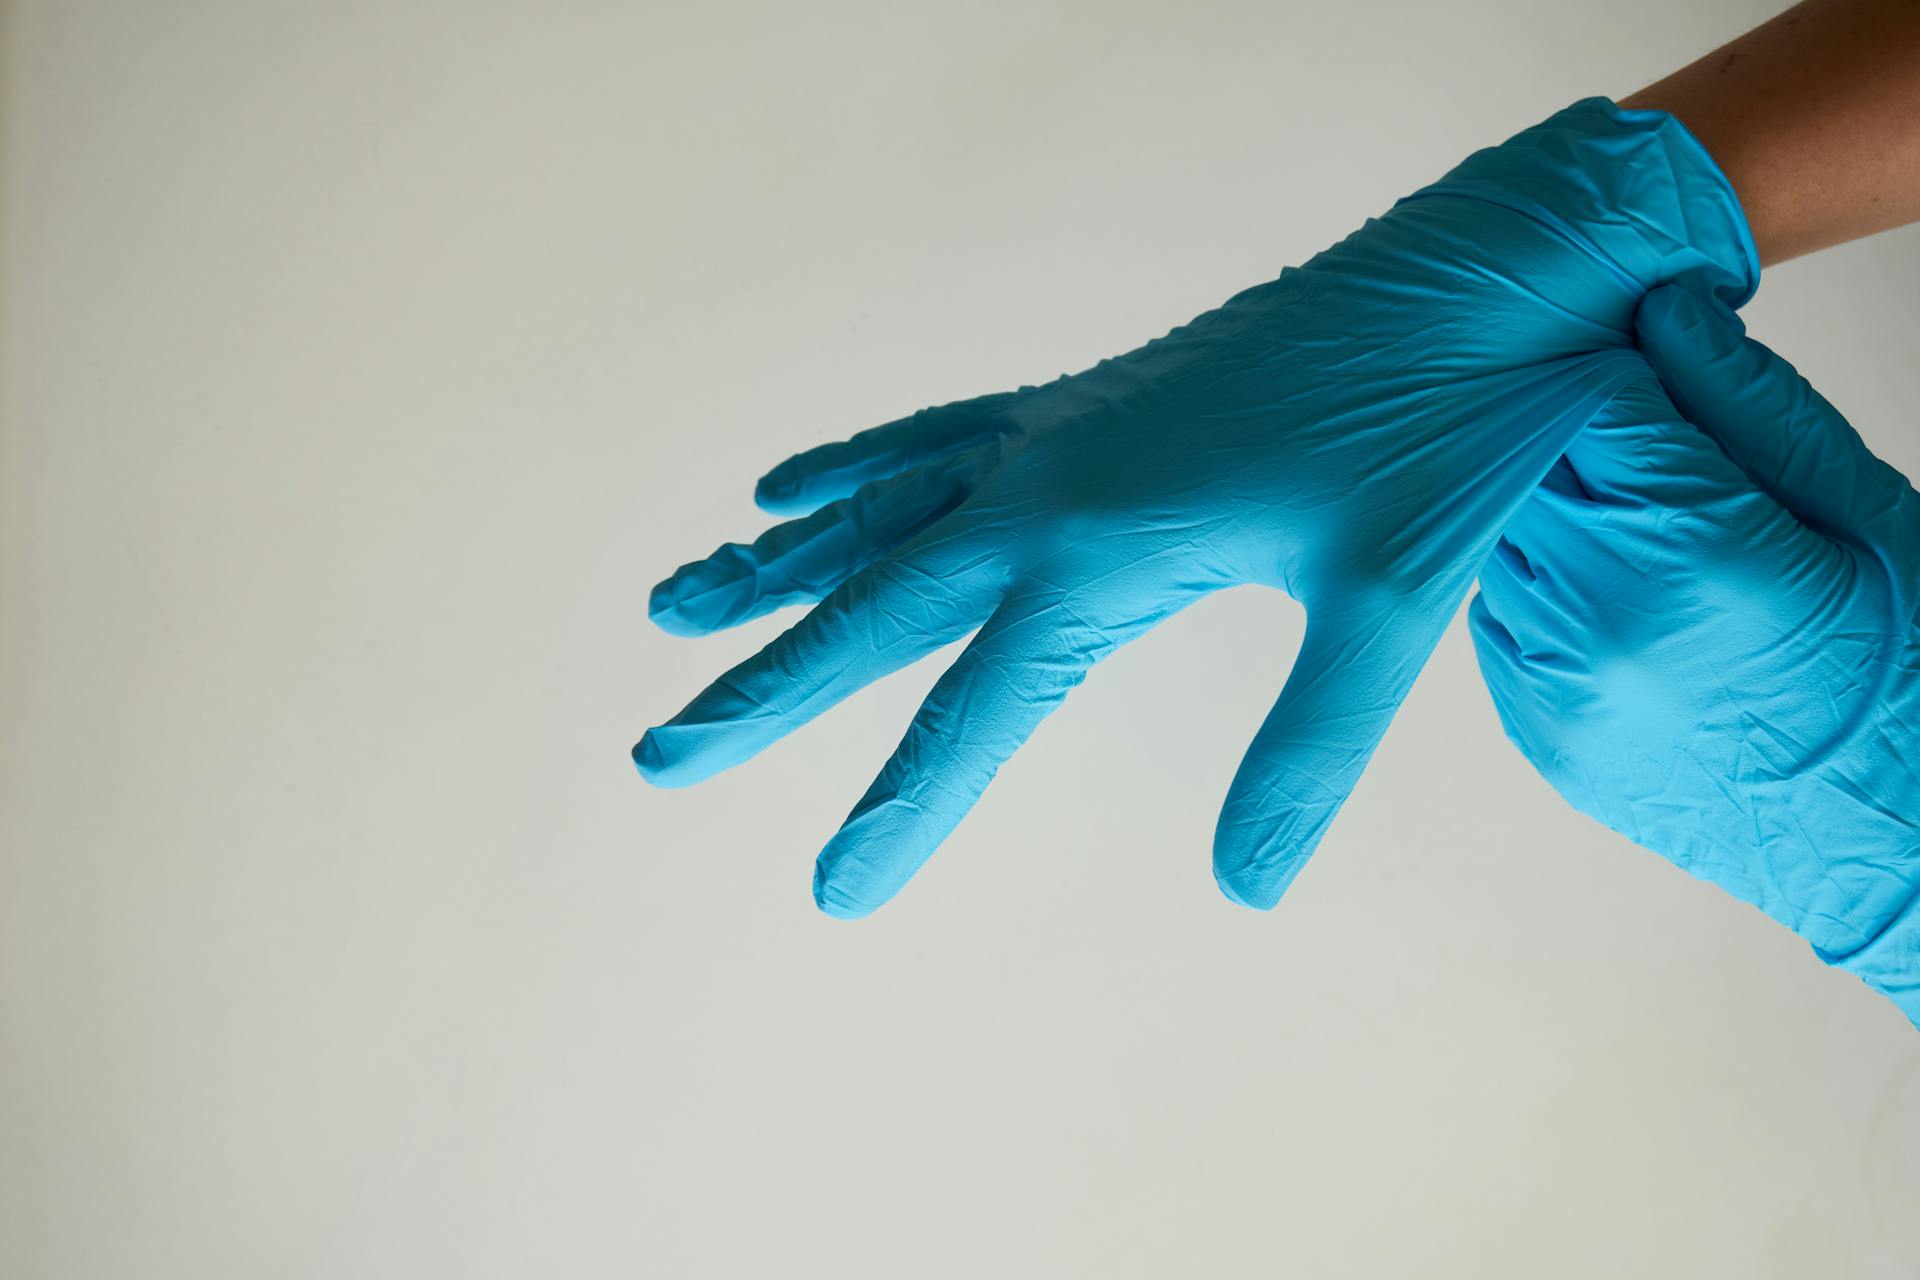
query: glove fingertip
648 577 710 637
812 860 879 920
754 467 813 515
1637 281 1741 362
1214 869 1283 912
1212 807 1319 913
817 852 890 921
813 791 934 919
632 730 673 784
1211 822 1315 918
632 726 717 788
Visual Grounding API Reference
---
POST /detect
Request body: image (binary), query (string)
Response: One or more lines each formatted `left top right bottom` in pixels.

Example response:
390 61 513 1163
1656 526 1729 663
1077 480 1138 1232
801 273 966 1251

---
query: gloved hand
1473 283 1920 1024
638 99 1757 919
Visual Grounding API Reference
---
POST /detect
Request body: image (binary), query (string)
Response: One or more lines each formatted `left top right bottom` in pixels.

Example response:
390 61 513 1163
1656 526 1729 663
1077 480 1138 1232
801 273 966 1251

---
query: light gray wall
3 1 1917 1276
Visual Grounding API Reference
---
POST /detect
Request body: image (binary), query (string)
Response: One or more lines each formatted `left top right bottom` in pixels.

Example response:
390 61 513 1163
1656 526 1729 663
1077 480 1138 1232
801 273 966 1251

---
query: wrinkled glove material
639 99 1758 920
1475 283 1920 1025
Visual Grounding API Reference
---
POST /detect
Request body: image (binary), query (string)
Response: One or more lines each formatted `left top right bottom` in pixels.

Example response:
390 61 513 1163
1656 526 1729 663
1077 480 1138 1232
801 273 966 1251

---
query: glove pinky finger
755 394 1015 516
650 456 974 636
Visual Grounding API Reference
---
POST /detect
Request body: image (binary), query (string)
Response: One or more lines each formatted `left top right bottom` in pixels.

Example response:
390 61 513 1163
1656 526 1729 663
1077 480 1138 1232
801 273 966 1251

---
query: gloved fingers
1466 593 1562 768
1473 539 1574 664
1493 466 1599 574
634 523 1004 788
811 588 1115 919
1493 456 1615 590
754 394 1015 516
1555 372 1749 509
1213 586 1455 910
1466 592 1522 671
1551 373 1848 603
649 457 974 636
1636 283 1914 540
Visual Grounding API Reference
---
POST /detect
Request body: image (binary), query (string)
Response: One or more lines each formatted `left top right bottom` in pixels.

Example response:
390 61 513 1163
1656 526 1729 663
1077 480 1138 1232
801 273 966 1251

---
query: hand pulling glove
1475 283 1920 1024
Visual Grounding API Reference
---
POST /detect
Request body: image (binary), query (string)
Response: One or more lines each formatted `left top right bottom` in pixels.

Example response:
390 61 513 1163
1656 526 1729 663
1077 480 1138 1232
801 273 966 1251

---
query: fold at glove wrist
1404 97 1761 306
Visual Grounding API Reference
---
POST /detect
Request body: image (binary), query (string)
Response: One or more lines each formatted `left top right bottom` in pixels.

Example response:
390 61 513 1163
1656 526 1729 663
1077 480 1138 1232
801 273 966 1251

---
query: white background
4 1 1918 1275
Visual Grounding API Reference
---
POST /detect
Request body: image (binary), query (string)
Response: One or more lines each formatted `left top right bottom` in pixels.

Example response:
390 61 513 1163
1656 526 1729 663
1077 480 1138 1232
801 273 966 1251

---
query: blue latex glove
1473 283 1920 1024
638 100 1757 919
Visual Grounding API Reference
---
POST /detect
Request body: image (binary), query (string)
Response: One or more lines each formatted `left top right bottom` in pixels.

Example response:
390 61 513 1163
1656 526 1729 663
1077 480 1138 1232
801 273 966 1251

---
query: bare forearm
1623 0 1920 264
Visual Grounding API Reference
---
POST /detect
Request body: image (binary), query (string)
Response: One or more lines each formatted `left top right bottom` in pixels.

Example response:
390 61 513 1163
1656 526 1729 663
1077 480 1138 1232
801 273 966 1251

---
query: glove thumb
1213 588 1452 910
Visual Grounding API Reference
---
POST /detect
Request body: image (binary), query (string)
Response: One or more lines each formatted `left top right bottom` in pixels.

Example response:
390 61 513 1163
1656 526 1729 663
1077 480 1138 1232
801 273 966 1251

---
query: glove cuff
1400 97 1761 309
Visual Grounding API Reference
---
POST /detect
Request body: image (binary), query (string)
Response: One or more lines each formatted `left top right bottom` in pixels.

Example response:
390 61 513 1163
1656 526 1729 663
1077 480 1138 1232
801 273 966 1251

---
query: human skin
1622 0 1920 264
